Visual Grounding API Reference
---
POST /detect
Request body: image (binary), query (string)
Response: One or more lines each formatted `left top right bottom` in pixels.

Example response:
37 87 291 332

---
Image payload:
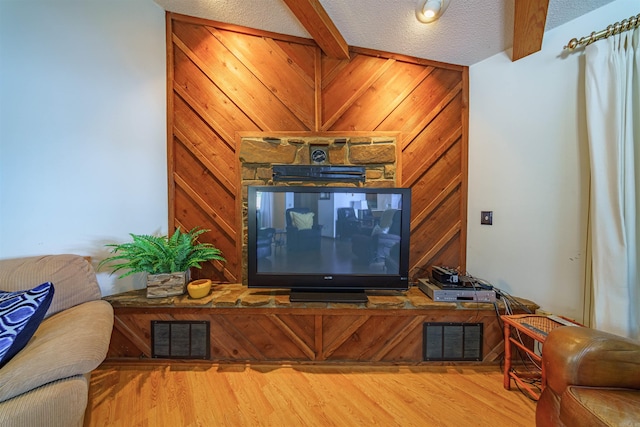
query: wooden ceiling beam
512 0 549 61
282 0 350 60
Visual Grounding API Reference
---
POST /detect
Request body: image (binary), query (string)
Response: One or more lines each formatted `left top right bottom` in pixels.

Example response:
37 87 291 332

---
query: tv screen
247 186 411 302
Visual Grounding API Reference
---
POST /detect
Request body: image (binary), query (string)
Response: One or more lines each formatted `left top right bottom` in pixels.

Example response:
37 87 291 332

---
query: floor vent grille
151 320 210 359
423 322 483 361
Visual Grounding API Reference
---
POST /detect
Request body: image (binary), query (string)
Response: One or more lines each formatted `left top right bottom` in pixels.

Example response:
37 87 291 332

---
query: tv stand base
104 285 540 363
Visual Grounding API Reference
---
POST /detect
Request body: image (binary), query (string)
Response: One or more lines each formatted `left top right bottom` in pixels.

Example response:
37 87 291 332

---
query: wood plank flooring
85 363 536 426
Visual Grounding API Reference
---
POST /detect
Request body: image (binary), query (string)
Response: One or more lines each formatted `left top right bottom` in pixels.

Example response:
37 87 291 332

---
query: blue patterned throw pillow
0 282 55 367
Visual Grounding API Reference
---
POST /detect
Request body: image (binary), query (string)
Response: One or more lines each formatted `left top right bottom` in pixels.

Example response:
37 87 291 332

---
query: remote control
521 322 548 337
547 314 578 327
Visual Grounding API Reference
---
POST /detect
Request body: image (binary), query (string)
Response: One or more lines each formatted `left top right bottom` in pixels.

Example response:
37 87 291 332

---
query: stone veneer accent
239 136 397 188
238 135 398 283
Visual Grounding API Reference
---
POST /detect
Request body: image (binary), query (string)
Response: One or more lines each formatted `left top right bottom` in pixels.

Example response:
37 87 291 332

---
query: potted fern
99 227 225 298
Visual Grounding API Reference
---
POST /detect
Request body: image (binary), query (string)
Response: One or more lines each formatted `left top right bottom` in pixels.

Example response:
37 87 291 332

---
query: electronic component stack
418 266 497 303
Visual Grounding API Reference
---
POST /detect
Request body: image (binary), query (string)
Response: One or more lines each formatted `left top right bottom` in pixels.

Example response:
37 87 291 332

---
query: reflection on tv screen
254 190 404 276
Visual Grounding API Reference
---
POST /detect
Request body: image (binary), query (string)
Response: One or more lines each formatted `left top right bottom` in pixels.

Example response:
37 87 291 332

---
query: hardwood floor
85 363 536 426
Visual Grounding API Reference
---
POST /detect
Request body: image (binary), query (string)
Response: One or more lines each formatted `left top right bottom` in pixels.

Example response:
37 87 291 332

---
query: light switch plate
481 211 493 225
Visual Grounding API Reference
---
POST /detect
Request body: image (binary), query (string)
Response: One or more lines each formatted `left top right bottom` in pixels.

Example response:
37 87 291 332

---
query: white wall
0 0 167 295
467 0 637 322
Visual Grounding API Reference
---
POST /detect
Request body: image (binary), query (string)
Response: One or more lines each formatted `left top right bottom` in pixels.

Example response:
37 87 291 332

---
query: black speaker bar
272 165 366 182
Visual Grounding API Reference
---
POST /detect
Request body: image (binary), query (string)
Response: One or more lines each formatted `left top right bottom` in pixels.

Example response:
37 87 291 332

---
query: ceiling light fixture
416 0 450 24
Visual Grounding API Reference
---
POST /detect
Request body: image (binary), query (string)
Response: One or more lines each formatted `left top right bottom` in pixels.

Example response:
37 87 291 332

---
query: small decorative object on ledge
148 271 190 299
98 227 225 299
187 279 212 299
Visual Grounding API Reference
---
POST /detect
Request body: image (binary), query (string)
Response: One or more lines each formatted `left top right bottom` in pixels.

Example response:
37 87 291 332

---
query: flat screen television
247 185 411 303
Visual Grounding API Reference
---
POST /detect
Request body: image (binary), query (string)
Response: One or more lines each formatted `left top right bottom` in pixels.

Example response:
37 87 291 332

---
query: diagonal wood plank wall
167 13 468 284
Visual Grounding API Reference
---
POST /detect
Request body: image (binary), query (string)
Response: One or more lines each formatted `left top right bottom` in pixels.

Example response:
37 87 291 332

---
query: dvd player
418 279 496 303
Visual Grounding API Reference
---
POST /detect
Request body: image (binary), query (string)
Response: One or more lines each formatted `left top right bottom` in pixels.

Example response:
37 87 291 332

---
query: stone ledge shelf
104 284 538 312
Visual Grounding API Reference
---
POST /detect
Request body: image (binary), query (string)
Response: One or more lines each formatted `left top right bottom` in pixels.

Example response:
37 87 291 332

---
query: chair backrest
337 207 356 220
257 227 275 240
389 210 402 235
286 208 311 227
379 209 398 229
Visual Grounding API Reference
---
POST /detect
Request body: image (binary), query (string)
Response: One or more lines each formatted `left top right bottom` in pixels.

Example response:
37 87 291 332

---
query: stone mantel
104 283 538 312
238 132 402 188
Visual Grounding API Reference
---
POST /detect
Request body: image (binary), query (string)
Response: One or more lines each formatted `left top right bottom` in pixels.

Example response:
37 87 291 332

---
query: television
247 185 411 303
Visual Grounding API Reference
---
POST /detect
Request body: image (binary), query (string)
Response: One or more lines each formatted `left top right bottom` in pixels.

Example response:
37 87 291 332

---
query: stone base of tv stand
104 284 538 364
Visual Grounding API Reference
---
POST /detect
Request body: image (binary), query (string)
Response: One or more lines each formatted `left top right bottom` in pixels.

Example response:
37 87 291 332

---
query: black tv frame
247 185 411 303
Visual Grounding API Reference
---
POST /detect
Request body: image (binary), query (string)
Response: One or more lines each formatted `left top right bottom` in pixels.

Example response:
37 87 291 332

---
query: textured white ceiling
154 0 619 66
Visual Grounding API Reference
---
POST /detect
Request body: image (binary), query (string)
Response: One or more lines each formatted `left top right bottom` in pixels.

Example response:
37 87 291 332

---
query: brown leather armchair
536 326 640 426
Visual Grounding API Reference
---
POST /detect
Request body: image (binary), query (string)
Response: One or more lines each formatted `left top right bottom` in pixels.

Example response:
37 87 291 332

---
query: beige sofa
0 254 114 427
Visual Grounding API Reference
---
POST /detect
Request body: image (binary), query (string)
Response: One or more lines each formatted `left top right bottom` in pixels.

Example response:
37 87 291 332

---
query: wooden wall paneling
402 94 463 188
408 144 462 222
407 177 462 248
381 321 424 362
168 13 320 48
314 48 322 130
364 316 424 361
173 21 310 131
209 314 265 360
221 314 310 360
109 313 155 359
267 314 316 360
166 14 176 233
320 55 350 90
274 39 318 80
459 68 470 271
173 49 259 144
400 80 464 268
172 139 236 231
169 18 244 282
410 190 463 270
329 61 435 131
349 45 466 73
173 187 237 282
210 29 317 129
378 68 462 140
168 13 469 284
325 315 418 361
314 314 324 360
370 316 426 362
172 172 236 245
421 236 464 278
172 97 237 191
107 316 149 359
320 315 370 359
212 313 318 361
321 54 393 130
272 313 316 351
482 315 507 361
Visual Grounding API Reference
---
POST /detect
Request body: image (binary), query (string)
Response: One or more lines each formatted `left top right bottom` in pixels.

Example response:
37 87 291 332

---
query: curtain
585 28 640 340
259 192 273 228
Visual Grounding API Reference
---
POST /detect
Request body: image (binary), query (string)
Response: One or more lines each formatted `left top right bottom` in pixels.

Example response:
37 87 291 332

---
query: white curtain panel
259 191 273 228
585 28 640 339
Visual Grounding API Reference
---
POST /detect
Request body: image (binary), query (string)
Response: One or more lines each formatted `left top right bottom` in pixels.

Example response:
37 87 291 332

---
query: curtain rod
564 13 640 50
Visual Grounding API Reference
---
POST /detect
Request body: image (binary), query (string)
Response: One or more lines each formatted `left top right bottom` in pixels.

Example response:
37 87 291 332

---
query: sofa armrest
0 254 102 318
0 300 113 403
543 327 640 395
